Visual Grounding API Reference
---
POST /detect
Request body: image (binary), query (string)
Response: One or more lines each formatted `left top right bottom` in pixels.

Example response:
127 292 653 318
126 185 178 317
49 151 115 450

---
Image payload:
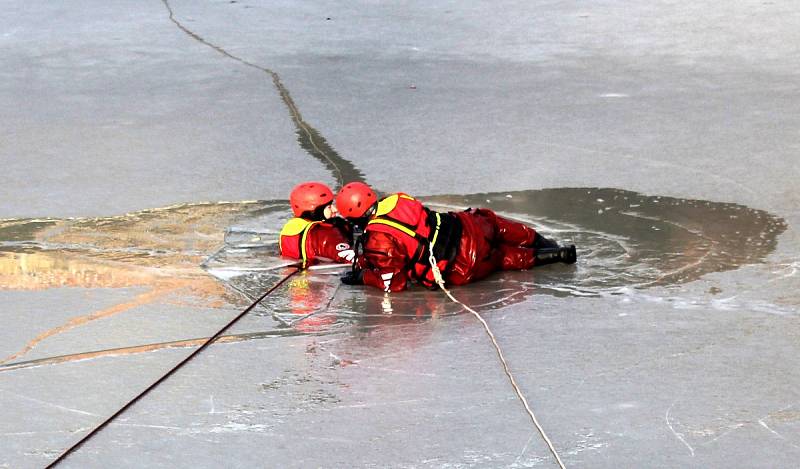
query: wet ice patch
426 188 786 296
0 188 788 344
205 268 246 281
199 188 788 330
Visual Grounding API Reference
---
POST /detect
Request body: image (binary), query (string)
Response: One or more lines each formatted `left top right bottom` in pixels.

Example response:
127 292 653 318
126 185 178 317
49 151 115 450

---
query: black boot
534 245 577 266
531 233 559 250
562 244 577 264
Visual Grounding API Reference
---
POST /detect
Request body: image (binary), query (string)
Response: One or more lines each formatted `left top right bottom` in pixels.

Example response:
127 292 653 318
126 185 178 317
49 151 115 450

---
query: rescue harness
366 194 462 289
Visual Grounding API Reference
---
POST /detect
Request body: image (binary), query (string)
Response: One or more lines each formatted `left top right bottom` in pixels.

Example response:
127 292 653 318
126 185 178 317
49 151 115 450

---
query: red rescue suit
358 194 540 292
279 218 354 267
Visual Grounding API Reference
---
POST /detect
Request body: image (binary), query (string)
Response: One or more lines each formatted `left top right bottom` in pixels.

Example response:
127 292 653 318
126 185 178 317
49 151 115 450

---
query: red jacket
279 218 354 267
358 194 460 292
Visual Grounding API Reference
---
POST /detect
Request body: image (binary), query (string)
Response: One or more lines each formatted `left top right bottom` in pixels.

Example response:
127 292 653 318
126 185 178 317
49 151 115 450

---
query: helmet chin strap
364 203 377 218
343 203 376 230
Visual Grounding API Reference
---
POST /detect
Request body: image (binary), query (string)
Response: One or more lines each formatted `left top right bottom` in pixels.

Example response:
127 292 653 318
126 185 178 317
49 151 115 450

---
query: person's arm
307 223 355 263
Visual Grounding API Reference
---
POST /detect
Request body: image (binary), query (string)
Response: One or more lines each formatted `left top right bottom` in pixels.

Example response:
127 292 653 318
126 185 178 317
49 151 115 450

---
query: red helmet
289 182 334 217
336 182 378 219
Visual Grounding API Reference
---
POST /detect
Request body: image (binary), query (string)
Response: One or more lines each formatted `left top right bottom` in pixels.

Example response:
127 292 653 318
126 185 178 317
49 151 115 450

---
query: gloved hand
337 248 356 263
340 269 364 285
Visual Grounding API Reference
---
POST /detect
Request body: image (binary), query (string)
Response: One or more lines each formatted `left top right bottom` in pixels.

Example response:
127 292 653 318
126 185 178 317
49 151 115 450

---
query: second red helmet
336 182 378 219
289 181 334 217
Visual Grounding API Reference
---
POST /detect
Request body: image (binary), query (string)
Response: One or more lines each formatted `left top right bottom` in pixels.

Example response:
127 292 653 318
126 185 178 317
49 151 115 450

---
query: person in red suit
335 182 576 292
279 182 355 267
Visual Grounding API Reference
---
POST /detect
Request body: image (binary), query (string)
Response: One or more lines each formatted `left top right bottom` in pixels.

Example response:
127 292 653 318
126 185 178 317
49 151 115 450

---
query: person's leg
473 208 568 254
455 251 504 284
474 208 538 247
448 210 576 285
447 211 501 285
499 245 535 270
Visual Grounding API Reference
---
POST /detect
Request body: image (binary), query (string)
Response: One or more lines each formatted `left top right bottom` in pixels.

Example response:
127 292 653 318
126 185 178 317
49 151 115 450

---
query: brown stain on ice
0 201 269 364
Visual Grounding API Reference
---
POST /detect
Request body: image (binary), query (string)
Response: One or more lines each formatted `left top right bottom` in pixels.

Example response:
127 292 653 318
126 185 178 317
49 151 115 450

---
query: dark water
428 187 786 293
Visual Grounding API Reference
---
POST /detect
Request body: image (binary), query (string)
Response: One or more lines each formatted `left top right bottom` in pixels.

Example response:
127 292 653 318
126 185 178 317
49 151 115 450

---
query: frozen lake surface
2 0 799 467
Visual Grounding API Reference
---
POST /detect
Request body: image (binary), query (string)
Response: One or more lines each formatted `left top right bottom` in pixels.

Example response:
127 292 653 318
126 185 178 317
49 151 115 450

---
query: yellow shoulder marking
280 217 313 237
376 194 401 216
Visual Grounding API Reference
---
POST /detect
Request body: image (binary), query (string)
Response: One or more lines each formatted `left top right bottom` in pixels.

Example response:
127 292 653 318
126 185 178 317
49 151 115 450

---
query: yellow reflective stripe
430 213 442 248
299 221 320 268
368 218 417 238
280 217 313 237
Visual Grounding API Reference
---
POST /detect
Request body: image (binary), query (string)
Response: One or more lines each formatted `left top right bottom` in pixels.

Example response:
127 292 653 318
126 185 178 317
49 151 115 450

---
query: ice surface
2 0 799 467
